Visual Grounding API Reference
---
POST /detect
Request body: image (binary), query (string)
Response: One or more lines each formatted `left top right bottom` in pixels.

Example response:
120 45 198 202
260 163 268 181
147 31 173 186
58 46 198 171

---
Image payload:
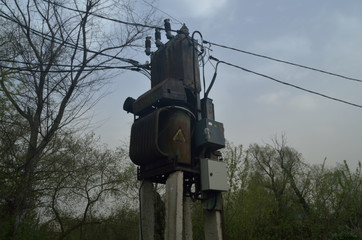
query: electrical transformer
123 23 227 193
124 26 200 182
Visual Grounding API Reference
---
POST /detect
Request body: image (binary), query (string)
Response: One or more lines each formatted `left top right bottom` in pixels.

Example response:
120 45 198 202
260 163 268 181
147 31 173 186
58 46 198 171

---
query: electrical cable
0 13 151 78
141 0 183 26
204 40 362 83
209 56 362 109
4 2 362 96
0 12 146 67
204 60 221 99
207 192 218 212
42 0 179 33
0 59 140 69
191 31 203 97
201 57 206 97
5 2 361 85
0 64 144 73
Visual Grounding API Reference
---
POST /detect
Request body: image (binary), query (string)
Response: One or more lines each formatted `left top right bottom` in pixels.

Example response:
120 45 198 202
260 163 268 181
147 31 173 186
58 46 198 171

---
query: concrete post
183 197 193 240
164 171 184 240
204 210 223 240
139 180 154 240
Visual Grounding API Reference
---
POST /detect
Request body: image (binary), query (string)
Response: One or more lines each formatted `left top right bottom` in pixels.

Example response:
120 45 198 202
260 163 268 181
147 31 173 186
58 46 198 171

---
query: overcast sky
92 0 362 169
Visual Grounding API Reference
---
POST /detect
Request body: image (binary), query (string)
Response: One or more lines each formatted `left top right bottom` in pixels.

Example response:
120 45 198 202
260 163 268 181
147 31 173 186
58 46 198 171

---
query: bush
332 232 361 240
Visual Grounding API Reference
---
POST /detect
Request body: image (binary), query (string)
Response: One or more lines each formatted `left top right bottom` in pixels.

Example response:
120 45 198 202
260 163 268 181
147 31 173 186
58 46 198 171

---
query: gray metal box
200 159 228 192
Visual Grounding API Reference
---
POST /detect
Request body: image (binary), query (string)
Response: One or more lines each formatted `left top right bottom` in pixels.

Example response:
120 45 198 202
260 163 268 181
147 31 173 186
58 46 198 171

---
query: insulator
155 28 161 41
145 36 151 56
164 19 174 39
155 28 163 48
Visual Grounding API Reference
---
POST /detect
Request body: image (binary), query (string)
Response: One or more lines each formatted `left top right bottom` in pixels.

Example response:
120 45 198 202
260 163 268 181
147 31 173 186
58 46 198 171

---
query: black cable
201 57 206 97
203 191 218 212
0 64 144 73
204 60 220 99
0 59 140 69
210 57 362 109
141 0 183 26
7 0 360 86
191 31 203 98
42 0 179 33
0 12 151 78
204 40 362 83
0 12 144 67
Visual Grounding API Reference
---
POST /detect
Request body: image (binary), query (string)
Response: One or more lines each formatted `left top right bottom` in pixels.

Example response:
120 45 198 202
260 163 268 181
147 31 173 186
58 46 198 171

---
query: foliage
216 140 362 240
0 130 139 240
1 52 361 240
0 0 156 234
332 232 362 240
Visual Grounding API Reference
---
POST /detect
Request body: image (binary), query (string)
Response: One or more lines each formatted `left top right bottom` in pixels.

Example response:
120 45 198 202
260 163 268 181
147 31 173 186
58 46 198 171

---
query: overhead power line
0 64 142 73
0 12 151 77
17 1 362 85
210 57 362 109
141 0 183 26
41 0 177 32
204 40 362 83
0 12 138 65
5 0 361 84
2 1 361 102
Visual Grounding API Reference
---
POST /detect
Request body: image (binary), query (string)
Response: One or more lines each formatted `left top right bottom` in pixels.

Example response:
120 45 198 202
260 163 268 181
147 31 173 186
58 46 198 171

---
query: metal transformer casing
132 78 187 116
129 107 192 180
151 34 201 93
126 31 203 182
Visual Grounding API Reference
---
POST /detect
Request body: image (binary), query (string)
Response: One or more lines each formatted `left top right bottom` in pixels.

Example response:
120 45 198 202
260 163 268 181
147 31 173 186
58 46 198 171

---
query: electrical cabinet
200 158 228 192
195 119 225 151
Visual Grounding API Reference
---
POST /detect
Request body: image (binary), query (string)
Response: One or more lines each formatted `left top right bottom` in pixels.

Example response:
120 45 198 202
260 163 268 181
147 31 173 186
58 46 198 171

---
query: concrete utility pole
139 181 154 240
124 21 228 240
164 171 185 240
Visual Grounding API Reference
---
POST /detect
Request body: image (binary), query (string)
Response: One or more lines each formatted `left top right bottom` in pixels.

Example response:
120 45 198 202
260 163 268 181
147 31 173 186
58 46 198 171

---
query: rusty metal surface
158 108 191 165
129 107 191 171
151 34 201 93
129 109 166 166
133 78 188 116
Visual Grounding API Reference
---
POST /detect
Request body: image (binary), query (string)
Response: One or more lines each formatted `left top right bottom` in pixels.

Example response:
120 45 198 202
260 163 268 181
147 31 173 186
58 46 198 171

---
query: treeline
211 141 362 240
1 133 361 240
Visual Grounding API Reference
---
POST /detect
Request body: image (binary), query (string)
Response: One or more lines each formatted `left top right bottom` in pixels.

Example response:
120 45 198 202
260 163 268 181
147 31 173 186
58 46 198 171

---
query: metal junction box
200 159 228 192
195 119 225 151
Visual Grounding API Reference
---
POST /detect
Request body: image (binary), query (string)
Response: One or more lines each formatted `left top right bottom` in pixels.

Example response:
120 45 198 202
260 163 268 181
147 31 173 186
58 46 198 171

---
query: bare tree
271 137 311 215
0 0 155 233
247 136 313 239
